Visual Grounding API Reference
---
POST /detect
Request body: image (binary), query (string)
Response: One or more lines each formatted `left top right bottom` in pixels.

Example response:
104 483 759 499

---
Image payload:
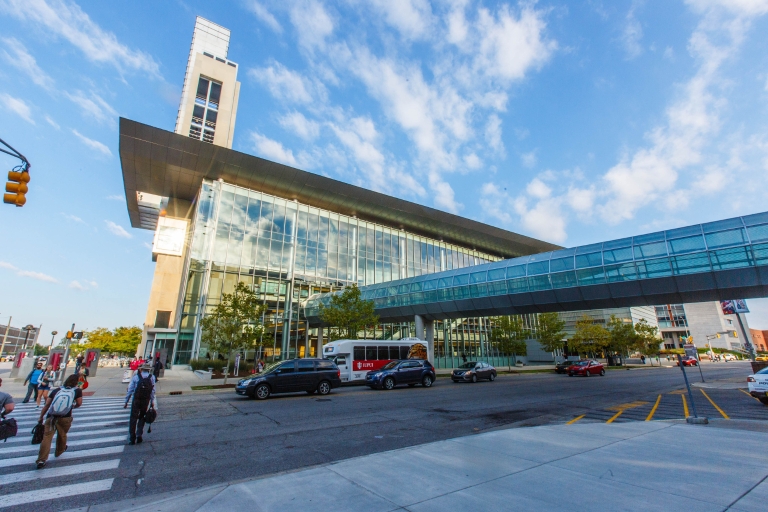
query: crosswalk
0 396 129 509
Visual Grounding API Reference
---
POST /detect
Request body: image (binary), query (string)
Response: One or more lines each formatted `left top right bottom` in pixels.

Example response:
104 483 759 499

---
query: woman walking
35 365 55 408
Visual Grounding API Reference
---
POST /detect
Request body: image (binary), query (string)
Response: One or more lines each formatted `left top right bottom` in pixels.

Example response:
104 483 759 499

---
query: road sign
683 344 697 358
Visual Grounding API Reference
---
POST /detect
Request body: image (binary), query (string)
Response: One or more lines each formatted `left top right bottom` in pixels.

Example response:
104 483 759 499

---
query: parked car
235 358 342 400
366 359 435 390
568 360 605 377
747 367 768 404
676 356 699 367
555 360 577 374
754 355 768 362
452 361 497 383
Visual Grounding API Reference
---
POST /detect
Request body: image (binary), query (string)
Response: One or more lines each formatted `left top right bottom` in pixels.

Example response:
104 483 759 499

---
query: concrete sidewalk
69 420 768 512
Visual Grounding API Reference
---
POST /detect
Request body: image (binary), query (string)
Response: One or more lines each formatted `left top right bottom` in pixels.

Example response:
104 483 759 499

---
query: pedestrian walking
35 374 83 469
153 357 163 380
22 361 45 404
0 377 14 416
36 365 55 407
257 360 264 373
124 363 157 445
75 353 84 374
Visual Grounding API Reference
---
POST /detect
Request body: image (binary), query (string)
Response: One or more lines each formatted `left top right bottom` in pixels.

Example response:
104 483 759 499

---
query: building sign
152 217 188 257
720 300 749 315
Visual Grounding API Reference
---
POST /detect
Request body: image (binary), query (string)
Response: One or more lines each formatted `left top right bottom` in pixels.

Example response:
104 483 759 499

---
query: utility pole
0 316 11 359
60 323 75 382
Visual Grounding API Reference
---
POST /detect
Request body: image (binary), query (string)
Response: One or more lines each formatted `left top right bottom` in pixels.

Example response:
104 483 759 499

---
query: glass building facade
165 179 506 367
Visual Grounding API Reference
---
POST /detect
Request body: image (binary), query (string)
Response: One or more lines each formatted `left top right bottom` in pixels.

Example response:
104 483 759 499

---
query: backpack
135 374 153 401
49 387 77 417
0 417 17 442
145 407 157 433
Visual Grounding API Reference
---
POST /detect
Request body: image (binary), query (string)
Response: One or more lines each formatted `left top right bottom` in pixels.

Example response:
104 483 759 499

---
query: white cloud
289 0 334 51
45 115 60 129
0 93 34 124
514 195 567 243
68 280 97 290
72 129 112 156
61 212 85 224
526 178 551 199
69 280 85 290
106 194 125 201
479 182 513 224
464 152 482 170
0 0 160 76
104 220 132 238
429 172 462 213
485 114 505 156
66 91 117 126
621 6 643 59
0 261 18 270
0 37 54 88
685 0 768 16
249 63 320 104
279 111 320 140
521 151 537 168
369 0 433 40
246 0 282 33
0 261 58 283
251 132 299 167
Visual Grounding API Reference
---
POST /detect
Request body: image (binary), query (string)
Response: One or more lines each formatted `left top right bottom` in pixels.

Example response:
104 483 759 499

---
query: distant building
0 324 41 356
750 329 768 352
655 301 752 352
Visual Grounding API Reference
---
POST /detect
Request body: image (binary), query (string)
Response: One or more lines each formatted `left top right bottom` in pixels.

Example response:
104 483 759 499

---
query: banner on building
720 300 749 315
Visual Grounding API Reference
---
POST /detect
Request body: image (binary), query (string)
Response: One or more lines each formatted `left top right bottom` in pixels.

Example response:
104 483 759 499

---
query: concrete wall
684 301 750 351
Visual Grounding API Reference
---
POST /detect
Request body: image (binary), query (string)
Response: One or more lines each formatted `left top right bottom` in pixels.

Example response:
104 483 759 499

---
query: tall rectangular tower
175 17 240 148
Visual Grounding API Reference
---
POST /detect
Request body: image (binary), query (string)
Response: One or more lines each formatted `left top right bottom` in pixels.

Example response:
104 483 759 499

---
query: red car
676 356 698 367
568 360 605 377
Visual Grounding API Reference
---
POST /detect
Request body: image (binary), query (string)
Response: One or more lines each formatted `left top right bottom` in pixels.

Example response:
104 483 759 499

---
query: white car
747 367 768 404
723 354 737 362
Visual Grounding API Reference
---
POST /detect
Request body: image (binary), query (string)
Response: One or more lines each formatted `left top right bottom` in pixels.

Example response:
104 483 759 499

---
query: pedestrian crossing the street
0 396 130 509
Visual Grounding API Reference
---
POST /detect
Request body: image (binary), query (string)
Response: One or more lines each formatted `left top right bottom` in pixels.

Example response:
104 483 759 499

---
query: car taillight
748 376 756 382
337 369 340 379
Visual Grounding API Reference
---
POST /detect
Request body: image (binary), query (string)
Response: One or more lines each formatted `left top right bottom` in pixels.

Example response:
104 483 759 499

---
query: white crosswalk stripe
0 395 147 508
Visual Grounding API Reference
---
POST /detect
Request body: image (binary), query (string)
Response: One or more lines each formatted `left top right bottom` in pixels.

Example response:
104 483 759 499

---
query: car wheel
759 397 768 405
317 380 331 395
584 370 590 377
471 374 477 383
422 375 433 387
383 377 395 390
600 369 606 376
255 383 270 400
489 372 496 382
568 372 573 377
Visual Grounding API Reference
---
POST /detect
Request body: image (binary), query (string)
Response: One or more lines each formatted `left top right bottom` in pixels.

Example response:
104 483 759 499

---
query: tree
634 319 661 366
33 344 50 356
82 326 142 355
490 316 527 370
536 312 567 354
568 315 610 357
318 285 379 341
606 315 638 366
200 281 268 383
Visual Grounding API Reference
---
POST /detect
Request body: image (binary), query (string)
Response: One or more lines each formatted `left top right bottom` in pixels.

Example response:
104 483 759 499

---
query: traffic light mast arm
0 137 30 170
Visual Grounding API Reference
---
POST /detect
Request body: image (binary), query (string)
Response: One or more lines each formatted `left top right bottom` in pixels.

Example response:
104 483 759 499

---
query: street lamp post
22 324 36 350
49 330 58 350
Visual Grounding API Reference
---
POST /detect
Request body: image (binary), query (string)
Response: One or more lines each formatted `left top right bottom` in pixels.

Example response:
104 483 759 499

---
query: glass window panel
527 261 549 275
294 243 306 273
507 277 528 293
575 252 603 269
528 275 552 291
305 246 317 274
308 212 319 242
528 251 551 262
375 260 382 282
326 252 338 279
422 279 438 290
636 257 672 278
453 274 470 285
605 262 637 282
670 253 711 275
632 231 665 244
666 225 702 239
487 281 507 295
752 242 768 265
603 247 633 264
747 224 768 243
550 271 577 289
438 277 452 288
603 237 632 250
388 346 399 359
710 247 754 270
550 248 575 258
328 218 339 249
743 212 768 226
453 285 471 299
338 221 349 251
410 281 423 292
269 241 282 269
469 283 487 298
209 81 222 103
366 346 377 360
506 265 526 278
470 271 487 283
358 226 367 253
576 243 603 254
318 216 329 246
705 228 746 249
550 256 574 272
437 287 453 301
196 77 209 98
633 242 667 259
488 268 506 281
576 267 605 285
702 218 743 233
668 235 706 254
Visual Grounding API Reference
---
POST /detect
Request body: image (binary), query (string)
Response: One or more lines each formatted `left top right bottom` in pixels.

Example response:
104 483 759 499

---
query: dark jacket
153 360 163 377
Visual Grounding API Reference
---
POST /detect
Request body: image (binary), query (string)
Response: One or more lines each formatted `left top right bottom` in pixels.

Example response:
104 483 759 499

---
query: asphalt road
3 362 765 511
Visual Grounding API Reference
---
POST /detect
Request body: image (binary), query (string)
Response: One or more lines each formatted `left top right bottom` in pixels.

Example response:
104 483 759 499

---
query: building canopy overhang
119 118 560 259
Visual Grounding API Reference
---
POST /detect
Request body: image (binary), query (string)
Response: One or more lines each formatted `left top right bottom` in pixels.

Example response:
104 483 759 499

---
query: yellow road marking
682 394 689 417
606 401 649 411
700 389 730 419
645 395 662 421
738 389 760 402
566 415 585 425
606 410 623 423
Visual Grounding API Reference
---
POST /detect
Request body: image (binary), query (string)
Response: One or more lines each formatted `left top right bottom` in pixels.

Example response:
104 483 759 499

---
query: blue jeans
23 383 38 403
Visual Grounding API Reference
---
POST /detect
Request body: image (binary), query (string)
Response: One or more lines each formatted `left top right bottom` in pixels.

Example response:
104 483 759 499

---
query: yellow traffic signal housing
3 170 30 207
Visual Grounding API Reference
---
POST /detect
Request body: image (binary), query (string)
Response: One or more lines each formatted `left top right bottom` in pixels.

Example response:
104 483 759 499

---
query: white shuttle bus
322 338 427 382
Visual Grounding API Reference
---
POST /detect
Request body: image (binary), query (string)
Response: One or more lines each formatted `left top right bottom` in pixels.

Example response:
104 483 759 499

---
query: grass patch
190 384 236 390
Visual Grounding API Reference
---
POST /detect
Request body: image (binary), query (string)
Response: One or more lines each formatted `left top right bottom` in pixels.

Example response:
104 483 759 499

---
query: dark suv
235 358 342 400
365 359 435 390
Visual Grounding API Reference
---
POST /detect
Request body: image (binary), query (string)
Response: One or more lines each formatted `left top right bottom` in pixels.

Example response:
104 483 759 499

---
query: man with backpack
0 377 17 442
124 363 156 445
35 374 82 469
22 361 45 404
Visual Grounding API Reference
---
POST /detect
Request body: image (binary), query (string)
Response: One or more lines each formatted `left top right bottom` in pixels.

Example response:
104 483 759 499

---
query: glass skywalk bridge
305 212 768 323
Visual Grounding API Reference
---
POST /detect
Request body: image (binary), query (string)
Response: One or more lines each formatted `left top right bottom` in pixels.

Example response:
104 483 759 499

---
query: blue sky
2 0 768 339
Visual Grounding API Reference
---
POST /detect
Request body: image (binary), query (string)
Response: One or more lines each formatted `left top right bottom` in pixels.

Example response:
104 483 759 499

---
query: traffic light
3 169 30 206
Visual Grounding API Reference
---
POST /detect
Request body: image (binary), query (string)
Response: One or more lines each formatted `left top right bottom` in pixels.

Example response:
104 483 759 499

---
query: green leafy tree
490 316 527 370
82 326 142 355
200 281 268 383
318 285 379 341
634 319 661 366
568 315 610 357
536 312 567 354
606 315 638 366
33 344 50 356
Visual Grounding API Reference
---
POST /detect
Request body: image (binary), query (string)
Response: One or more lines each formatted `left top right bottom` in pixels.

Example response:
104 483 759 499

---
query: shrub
189 359 226 372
